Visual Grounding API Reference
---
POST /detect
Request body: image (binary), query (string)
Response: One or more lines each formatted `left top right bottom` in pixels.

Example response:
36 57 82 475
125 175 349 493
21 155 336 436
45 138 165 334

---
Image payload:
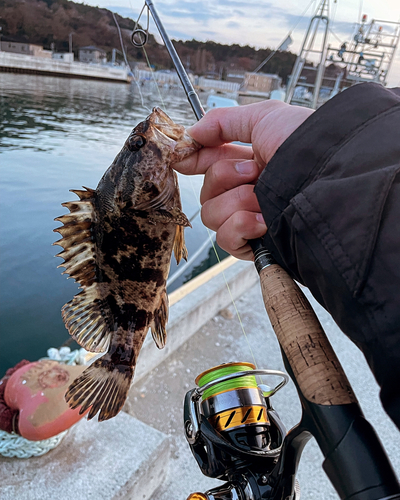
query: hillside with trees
0 0 296 81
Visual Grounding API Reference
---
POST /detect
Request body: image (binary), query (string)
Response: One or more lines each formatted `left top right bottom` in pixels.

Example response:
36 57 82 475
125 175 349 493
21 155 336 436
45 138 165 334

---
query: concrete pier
1 258 399 499
0 52 132 83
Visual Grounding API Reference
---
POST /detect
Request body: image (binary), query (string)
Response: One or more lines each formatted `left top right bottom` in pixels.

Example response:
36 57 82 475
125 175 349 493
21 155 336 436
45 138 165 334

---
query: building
78 46 107 64
0 41 52 58
242 72 282 94
225 70 245 84
52 52 74 63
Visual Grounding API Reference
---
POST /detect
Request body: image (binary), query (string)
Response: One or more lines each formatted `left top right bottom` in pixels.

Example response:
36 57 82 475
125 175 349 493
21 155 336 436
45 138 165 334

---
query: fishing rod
131 5 400 500
132 0 204 120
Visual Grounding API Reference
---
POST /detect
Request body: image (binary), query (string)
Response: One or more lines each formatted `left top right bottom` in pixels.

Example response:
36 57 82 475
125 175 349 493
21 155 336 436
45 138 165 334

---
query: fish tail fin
65 355 134 421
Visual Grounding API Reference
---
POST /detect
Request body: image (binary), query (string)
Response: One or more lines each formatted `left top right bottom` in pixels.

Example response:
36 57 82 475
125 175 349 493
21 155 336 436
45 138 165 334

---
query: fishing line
127 0 167 110
112 11 150 113
128 0 259 372
142 45 168 111
188 181 259 372
290 0 318 33
138 49 259 368
329 28 344 44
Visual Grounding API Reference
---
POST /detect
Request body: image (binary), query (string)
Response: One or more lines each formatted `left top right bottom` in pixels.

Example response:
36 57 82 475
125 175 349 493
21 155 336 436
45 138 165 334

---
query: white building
52 52 74 63
78 46 107 64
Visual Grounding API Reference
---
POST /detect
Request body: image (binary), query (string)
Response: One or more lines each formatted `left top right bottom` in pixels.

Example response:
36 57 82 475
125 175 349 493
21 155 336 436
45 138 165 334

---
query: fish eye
127 134 146 152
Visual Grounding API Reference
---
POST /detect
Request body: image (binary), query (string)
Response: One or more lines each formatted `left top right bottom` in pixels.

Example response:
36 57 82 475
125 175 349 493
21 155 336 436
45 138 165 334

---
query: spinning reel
184 362 298 500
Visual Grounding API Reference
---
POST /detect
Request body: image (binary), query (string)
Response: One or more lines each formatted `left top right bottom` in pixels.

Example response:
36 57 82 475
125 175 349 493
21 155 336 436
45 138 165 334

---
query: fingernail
256 213 265 224
235 160 255 174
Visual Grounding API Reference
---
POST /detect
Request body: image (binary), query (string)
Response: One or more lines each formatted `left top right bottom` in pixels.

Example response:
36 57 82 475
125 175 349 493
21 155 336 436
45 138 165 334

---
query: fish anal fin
173 225 189 265
62 286 112 353
65 356 134 421
151 290 169 349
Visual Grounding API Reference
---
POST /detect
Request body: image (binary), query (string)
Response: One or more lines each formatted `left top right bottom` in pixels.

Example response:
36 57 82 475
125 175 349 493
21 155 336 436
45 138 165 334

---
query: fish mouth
149 107 201 161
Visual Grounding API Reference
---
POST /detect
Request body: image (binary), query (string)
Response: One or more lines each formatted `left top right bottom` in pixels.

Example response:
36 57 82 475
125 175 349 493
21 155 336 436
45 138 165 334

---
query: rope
0 347 89 459
0 429 68 458
41 346 89 365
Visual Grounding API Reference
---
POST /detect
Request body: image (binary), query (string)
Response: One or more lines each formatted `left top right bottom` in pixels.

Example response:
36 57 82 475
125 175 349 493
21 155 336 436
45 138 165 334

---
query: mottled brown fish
54 108 201 421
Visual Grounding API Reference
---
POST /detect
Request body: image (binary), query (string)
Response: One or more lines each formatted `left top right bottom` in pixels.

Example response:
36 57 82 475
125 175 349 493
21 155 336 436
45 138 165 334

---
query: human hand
174 101 313 260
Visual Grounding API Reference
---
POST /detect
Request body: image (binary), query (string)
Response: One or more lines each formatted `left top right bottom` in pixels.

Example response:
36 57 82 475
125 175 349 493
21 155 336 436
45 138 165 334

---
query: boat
285 0 400 109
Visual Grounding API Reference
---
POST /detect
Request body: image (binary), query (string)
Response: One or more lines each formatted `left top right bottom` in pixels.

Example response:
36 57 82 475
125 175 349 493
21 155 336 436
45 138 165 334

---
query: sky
83 0 400 85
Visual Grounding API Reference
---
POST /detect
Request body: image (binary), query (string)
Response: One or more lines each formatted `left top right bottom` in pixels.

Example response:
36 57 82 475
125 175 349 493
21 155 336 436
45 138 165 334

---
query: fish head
97 108 201 212
130 107 200 163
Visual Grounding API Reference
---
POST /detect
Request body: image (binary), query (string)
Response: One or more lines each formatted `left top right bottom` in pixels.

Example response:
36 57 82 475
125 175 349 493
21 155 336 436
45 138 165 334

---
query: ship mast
285 0 330 109
286 3 400 109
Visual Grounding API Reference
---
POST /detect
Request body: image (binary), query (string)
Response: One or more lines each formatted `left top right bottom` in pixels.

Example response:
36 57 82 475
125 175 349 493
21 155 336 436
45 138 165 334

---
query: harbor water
0 73 227 375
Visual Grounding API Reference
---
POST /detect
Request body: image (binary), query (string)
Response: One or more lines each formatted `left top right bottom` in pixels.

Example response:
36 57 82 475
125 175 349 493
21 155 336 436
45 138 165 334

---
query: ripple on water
0 73 226 374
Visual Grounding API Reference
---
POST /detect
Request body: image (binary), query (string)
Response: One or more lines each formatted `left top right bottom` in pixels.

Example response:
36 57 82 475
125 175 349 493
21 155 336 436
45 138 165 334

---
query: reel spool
196 362 273 452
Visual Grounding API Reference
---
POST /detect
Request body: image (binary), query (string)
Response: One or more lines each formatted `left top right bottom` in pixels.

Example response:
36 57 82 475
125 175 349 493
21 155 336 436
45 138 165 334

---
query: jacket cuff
255 82 400 225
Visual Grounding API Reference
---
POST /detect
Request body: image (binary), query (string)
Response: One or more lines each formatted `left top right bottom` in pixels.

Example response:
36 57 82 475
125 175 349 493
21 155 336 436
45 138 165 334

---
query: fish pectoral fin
173 225 189 265
151 290 169 349
65 355 134 421
134 174 176 212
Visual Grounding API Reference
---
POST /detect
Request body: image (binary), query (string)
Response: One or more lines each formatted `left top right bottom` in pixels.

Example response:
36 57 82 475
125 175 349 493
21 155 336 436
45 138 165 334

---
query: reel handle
252 245 357 406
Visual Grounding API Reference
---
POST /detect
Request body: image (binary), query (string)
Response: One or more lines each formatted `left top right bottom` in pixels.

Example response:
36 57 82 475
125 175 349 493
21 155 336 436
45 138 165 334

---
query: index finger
187 100 286 147
173 142 253 176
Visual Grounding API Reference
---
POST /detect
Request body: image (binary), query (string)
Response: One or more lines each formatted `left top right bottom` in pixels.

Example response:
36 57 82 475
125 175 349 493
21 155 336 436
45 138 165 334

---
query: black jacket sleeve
254 82 400 429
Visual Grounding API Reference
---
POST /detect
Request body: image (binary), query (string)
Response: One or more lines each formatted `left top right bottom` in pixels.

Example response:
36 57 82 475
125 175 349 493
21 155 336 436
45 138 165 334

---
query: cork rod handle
258 262 356 406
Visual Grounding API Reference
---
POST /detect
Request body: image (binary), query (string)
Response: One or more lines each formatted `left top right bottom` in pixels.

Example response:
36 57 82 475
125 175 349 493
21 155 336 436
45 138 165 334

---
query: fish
54 108 201 421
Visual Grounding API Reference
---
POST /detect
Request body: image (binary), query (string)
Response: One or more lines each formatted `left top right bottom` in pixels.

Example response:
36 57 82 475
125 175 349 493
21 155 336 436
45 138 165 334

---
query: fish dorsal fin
54 187 112 353
134 172 176 211
173 224 189 265
151 290 169 349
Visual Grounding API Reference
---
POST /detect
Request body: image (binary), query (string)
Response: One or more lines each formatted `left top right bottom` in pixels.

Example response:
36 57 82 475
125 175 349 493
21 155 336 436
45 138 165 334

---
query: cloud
226 21 241 29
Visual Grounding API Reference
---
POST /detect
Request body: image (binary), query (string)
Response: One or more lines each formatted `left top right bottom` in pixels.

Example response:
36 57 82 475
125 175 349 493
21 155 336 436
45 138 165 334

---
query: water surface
0 74 225 374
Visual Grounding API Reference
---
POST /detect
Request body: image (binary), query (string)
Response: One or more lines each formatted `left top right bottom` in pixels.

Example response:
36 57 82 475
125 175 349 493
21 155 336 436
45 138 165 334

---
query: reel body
184 362 297 500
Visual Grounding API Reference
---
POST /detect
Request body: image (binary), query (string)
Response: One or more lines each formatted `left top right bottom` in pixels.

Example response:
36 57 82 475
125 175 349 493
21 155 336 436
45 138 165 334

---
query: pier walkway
1 259 399 499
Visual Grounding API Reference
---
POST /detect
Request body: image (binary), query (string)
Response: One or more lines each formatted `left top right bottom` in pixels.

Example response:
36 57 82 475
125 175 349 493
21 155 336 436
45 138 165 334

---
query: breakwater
0 51 132 83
